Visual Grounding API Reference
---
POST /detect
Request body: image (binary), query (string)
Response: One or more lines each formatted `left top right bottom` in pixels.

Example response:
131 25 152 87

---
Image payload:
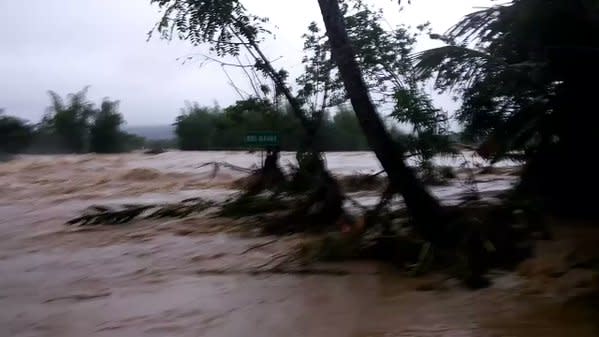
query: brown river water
0 152 597 337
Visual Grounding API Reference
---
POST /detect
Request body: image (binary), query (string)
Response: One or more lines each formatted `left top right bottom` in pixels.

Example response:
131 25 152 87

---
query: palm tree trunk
317 0 448 244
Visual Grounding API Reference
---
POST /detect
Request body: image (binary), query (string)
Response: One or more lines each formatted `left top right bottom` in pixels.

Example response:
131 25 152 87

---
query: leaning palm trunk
317 0 449 245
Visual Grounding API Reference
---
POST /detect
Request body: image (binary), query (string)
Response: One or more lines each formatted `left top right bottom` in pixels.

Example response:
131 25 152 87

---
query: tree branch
221 67 249 100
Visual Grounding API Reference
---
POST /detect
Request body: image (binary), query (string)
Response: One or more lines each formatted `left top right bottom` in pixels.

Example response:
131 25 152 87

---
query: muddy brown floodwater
0 152 597 337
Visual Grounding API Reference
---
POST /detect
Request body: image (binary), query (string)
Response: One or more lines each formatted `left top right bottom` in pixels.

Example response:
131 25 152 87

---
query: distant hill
125 125 175 140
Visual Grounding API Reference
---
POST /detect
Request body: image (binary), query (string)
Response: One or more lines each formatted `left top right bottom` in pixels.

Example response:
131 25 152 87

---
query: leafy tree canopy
0 110 34 154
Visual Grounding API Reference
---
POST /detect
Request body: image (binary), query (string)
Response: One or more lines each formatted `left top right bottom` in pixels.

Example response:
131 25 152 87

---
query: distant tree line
173 98 373 151
1 88 145 155
3 89 420 155
1 89 463 155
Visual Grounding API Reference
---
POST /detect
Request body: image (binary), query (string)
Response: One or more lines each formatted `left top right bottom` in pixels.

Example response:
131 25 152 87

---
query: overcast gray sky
0 0 492 126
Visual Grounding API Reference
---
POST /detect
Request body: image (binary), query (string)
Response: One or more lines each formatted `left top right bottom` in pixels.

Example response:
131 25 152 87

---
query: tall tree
331 106 368 150
300 3 455 167
0 110 34 154
45 88 95 153
150 0 318 142
89 99 126 153
415 0 599 215
296 22 342 116
316 0 447 242
150 0 449 242
174 103 219 150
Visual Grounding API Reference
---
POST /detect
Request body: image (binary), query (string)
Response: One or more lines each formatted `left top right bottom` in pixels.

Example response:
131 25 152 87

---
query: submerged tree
150 1 348 220
149 0 459 245
317 0 452 244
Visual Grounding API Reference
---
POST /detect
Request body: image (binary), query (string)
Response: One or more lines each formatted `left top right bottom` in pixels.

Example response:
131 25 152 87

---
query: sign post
244 131 280 167
244 132 280 148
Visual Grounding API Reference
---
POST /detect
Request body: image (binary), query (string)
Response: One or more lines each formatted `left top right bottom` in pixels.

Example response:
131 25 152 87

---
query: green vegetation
1 89 148 154
134 0 599 287
2 91 389 154
0 110 34 154
89 100 125 153
173 99 370 151
415 0 598 215
301 4 456 163
45 88 95 153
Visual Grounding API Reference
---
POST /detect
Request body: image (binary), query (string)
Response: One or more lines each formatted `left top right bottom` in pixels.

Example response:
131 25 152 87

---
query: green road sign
244 131 280 148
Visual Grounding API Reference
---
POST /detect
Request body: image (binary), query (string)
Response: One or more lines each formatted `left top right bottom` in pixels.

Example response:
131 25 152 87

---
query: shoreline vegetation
1 96 468 156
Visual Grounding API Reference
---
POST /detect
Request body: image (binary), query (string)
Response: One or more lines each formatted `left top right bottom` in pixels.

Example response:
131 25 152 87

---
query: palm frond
413 45 498 87
47 91 65 113
477 100 545 161
447 6 504 43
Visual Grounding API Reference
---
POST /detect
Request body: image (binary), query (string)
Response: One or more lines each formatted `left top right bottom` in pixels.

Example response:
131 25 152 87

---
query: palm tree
414 0 599 215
